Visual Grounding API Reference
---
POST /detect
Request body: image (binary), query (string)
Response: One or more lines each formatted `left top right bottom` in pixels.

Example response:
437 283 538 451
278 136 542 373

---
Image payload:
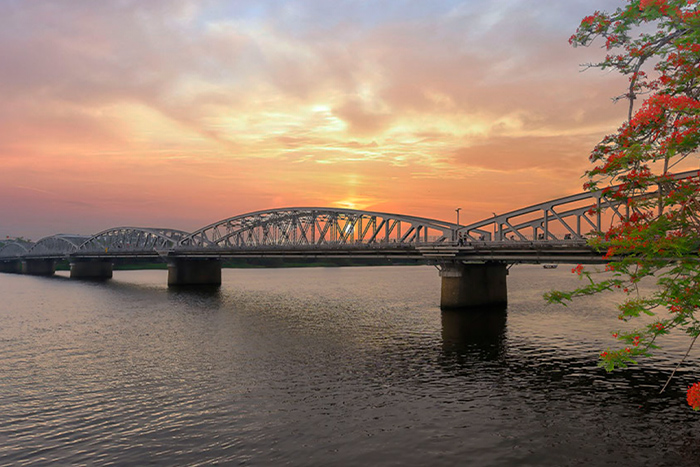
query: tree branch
660 333 699 393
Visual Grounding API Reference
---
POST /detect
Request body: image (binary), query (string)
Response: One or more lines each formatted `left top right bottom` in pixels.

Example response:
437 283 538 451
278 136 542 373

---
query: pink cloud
0 0 637 239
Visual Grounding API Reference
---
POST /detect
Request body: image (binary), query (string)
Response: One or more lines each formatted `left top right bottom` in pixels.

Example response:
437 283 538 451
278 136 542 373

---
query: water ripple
1 266 699 466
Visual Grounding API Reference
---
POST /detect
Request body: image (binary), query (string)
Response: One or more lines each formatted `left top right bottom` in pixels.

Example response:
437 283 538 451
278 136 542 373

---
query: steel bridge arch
179 208 459 249
25 234 92 258
458 169 700 242
79 227 191 254
0 241 33 260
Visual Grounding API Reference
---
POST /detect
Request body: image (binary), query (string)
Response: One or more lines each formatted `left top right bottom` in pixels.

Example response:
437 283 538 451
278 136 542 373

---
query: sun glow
334 199 365 211
0 0 626 240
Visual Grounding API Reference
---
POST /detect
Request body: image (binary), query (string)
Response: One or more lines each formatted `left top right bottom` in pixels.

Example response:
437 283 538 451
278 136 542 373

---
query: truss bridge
3 170 696 308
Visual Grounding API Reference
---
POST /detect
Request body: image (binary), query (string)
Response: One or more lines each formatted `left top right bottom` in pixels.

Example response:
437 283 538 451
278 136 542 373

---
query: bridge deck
67 241 602 264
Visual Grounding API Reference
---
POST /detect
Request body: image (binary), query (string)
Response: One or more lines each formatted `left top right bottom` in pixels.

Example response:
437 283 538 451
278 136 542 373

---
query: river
0 265 698 465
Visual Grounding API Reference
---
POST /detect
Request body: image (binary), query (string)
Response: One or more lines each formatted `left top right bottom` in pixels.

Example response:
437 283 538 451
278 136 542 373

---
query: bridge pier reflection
439 262 507 309
167 258 222 286
441 307 507 359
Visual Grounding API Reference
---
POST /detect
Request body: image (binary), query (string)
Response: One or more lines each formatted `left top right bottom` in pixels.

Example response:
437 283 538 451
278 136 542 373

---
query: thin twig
660 333 699 394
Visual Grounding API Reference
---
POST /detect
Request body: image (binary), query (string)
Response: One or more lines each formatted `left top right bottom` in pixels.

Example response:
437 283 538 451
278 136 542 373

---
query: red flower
581 15 596 26
687 382 700 411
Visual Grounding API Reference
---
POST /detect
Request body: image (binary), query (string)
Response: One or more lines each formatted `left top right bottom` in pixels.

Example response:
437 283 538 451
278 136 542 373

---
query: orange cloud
0 0 636 239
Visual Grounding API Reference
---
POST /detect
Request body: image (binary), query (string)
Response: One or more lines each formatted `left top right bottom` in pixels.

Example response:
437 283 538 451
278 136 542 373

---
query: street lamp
455 207 462 226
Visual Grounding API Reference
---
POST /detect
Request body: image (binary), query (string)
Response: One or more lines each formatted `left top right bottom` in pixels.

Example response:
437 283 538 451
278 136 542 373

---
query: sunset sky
0 0 635 240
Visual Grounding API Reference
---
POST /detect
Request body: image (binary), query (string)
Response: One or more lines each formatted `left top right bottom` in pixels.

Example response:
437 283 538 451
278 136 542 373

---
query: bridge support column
0 260 21 273
168 259 222 287
21 259 56 276
439 262 507 309
70 261 113 280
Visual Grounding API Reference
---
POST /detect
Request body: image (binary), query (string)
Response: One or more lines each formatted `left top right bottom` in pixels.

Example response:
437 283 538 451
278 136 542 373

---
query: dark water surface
1 265 698 466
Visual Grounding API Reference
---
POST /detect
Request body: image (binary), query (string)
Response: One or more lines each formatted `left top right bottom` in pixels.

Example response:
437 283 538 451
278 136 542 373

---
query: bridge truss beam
179 208 458 250
457 169 699 243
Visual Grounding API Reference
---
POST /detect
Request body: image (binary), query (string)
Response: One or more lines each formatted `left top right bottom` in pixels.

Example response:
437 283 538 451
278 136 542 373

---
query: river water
0 265 698 466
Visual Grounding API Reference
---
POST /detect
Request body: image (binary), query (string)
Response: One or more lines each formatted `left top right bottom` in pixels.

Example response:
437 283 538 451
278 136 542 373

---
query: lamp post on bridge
455 207 461 226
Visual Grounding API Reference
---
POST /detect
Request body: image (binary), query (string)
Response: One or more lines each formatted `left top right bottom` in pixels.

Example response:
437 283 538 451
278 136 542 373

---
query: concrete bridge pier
0 260 21 273
21 259 56 276
168 258 222 286
439 262 508 309
70 260 113 280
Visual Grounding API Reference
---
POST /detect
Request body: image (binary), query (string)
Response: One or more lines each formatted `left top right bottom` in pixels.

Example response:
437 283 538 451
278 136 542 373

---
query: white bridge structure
2 170 696 308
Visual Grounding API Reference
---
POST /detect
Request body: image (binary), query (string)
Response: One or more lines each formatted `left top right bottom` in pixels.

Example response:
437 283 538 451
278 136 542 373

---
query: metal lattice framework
25 234 91 258
458 191 611 242
3 170 698 264
0 241 33 259
79 228 191 255
179 208 458 249
458 170 700 242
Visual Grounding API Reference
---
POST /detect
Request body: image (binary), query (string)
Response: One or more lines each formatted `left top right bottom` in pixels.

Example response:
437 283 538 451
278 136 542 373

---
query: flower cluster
687 382 700 410
547 0 700 403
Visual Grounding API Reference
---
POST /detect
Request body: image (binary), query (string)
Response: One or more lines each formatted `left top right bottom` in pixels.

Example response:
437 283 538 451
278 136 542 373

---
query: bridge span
5 171 690 308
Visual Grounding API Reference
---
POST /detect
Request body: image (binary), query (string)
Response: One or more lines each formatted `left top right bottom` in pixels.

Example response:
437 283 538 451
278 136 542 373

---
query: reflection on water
441 307 507 360
167 285 224 308
1 266 699 466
